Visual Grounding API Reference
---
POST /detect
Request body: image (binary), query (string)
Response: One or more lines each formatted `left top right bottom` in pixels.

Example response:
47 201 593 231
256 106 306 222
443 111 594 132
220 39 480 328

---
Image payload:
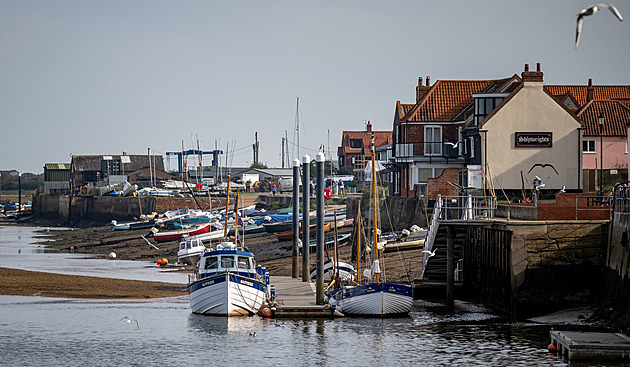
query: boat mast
356 201 361 283
223 175 231 238
371 129 379 283
181 140 188 209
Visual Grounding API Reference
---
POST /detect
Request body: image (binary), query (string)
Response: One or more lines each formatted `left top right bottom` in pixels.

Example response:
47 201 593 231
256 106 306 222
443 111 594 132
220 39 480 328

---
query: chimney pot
426 76 430 86
587 78 594 102
588 78 592 87
524 63 529 72
536 63 541 72
418 77 423 85
366 121 372 133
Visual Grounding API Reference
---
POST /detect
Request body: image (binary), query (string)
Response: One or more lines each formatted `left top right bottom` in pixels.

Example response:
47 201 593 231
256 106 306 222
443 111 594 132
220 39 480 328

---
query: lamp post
597 111 604 196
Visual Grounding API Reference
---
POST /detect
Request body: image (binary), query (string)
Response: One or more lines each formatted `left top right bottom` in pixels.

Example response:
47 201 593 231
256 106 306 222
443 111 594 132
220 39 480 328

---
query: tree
337 165 355 176
250 162 268 169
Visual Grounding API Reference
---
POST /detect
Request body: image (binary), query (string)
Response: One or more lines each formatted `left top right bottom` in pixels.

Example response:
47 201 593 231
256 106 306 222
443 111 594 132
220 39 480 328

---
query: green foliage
250 162 268 169
0 170 43 191
337 165 354 176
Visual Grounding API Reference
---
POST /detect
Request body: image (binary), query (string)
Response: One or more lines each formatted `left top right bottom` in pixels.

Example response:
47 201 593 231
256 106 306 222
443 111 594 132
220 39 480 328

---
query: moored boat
153 222 211 242
177 236 206 265
187 241 268 316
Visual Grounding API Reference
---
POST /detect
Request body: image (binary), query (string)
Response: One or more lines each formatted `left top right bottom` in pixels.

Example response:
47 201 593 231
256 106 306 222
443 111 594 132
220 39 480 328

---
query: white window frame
582 139 596 153
470 137 475 158
424 125 442 156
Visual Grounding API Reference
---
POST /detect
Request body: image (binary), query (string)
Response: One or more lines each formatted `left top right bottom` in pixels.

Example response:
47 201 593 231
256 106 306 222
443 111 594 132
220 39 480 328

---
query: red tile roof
545 85 630 106
402 80 496 122
577 100 630 137
340 130 392 155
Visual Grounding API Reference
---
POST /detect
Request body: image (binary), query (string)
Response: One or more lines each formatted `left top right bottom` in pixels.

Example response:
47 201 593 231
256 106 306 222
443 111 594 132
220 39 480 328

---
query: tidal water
0 225 624 366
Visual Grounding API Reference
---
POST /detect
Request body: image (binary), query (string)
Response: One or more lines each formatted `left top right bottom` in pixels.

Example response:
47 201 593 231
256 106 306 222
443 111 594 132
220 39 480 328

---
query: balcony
394 140 462 163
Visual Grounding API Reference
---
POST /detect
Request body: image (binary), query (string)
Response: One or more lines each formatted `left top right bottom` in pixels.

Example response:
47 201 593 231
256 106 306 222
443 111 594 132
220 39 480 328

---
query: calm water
0 225 624 366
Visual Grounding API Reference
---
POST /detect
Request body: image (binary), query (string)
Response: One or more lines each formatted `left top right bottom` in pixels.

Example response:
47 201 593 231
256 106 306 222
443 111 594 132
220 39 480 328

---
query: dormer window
473 93 509 125
349 139 362 149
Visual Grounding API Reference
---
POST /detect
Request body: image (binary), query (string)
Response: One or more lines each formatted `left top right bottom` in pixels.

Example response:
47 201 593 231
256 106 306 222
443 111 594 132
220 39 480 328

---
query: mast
371 129 379 283
181 140 188 209
356 201 361 283
223 175 231 238
148 148 153 188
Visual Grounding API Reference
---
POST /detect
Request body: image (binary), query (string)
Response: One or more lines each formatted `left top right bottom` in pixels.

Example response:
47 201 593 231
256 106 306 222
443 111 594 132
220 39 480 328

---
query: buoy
161 258 168 266
547 343 557 352
156 259 162 265
109 252 116 259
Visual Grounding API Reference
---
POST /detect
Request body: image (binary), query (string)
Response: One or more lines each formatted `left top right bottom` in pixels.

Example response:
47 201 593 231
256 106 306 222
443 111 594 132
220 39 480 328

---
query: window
424 126 442 155
220 256 235 269
349 139 362 149
237 256 250 269
583 139 596 153
205 256 218 270
470 137 475 158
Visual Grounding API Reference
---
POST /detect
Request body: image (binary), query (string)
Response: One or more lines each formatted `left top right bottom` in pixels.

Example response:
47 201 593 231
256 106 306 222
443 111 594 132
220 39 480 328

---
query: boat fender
156 259 162 266
109 252 116 259
258 304 273 317
161 258 168 266
547 343 557 353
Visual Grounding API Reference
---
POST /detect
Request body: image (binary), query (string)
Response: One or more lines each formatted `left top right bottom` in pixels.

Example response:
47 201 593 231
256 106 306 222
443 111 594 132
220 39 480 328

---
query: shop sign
515 132 552 148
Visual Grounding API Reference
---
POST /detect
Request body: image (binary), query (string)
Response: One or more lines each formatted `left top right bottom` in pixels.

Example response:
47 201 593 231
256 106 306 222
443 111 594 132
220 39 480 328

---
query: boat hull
189 273 267 316
154 223 211 242
329 282 413 316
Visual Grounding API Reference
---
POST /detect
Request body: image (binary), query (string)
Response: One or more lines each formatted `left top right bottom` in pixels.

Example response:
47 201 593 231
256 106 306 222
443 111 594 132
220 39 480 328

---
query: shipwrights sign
515 132 553 148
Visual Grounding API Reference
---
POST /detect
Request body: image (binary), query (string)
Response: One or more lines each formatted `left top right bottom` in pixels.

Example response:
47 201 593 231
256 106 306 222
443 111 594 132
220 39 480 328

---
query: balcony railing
394 139 460 161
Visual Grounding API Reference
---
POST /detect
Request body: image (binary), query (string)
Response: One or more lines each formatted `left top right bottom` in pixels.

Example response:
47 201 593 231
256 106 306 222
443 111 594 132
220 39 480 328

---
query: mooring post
292 158 300 278
301 154 311 282
315 152 325 304
446 225 455 311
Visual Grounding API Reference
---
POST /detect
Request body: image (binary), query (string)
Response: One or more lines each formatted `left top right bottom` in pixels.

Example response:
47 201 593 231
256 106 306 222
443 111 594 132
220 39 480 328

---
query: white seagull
421 249 438 257
576 3 623 48
444 141 460 149
120 316 140 329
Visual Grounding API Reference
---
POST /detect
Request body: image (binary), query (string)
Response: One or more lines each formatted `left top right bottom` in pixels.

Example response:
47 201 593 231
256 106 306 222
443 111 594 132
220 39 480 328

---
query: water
0 225 625 366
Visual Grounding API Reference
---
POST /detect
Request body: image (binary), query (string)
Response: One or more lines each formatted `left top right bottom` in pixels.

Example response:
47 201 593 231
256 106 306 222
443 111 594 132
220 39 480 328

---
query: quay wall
463 220 607 318
33 195 227 223
346 195 428 231
507 220 607 317
602 213 630 331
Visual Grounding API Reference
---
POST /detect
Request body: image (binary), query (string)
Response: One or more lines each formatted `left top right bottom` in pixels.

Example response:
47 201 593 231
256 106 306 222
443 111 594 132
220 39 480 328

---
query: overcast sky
1 0 629 173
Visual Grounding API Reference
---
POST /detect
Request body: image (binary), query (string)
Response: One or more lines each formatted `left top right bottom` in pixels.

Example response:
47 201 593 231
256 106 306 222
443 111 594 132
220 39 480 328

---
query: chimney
366 121 372 133
521 62 543 83
416 76 430 102
426 76 430 86
416 77 423 102
587 78 594 102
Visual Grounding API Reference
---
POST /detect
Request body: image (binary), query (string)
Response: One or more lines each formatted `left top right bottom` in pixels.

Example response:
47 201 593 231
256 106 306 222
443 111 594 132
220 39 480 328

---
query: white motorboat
188 241 268 316
177 236 206 265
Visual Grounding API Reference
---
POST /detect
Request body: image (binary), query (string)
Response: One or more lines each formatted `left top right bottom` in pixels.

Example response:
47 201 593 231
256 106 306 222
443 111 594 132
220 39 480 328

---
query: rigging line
284 139 321 153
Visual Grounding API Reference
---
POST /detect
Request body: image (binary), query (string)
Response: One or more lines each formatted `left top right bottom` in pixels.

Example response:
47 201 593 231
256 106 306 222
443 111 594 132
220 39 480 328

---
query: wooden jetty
270 276 343 318
550 330 630 361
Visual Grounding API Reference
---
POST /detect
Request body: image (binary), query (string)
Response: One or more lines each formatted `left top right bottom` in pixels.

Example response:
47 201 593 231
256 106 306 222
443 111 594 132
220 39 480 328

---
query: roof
577 100 630 137
401 80 497 122
44 163 71 170
339 130 392 156
71 155 164 172
545 85 630 106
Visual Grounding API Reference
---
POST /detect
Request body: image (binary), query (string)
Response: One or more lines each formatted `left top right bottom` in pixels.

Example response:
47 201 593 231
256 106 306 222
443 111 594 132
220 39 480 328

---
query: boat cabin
179 237 205 252
198 242 257 279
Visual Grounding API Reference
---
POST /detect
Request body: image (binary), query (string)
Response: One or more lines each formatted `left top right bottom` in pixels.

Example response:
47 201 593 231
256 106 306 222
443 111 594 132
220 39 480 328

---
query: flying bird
527 163 559 175
120 316 140 329
444 141 460 149
421 249 438 258
576 3 623 48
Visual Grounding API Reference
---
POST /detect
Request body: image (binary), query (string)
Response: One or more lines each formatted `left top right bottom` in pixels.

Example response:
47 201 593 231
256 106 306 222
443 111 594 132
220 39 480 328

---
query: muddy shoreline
2 219 423 299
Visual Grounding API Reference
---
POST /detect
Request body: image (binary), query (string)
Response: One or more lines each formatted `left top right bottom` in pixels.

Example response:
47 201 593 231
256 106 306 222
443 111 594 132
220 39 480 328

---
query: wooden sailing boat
326 134 413 316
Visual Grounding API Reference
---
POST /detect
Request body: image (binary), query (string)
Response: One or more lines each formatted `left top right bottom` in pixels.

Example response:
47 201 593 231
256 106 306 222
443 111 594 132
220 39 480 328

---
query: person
338 179 345 195
310 182 315 196
271 184 277 196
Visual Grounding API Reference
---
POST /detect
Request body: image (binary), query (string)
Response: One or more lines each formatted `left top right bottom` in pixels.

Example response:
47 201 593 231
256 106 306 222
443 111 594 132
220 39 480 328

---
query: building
43 163 71 194
71 154 164 187
392 63 630 199
338 121 392 179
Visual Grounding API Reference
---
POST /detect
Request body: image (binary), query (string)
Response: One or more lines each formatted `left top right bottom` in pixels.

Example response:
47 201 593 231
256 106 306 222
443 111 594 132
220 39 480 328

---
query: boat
187 241 268 316
188 178 268 316
153 222 211 242
177 236 206 265
299 232 351 253
326 137 413 317
275 222 331 241
310 260 355 283
263 217 316 233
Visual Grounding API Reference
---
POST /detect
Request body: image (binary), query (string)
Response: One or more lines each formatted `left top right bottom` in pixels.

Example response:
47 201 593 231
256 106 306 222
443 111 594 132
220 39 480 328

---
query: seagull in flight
527 163 559 175
576 3 623 48
120 316 140 329
422 249 438 257
444 141 460 149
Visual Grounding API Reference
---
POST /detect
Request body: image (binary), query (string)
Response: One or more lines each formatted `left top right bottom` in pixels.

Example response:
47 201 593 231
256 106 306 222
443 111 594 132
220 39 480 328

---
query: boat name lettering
202 280 215 286
240 280 253 287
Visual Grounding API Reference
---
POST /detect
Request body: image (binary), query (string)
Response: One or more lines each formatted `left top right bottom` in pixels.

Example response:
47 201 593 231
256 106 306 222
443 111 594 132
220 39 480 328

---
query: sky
1 0 629 174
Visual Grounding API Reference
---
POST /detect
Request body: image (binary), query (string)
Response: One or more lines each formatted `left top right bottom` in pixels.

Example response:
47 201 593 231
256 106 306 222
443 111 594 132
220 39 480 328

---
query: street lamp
597 111 604 196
